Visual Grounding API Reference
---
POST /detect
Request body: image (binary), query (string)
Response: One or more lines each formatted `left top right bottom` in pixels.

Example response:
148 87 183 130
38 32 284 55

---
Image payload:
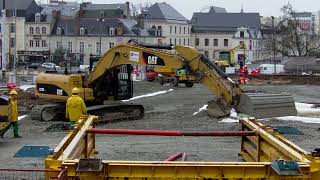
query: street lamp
271 16 276 74
97 18 105 56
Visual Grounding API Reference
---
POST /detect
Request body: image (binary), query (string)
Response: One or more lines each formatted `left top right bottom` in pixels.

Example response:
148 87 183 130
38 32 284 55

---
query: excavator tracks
30 102 144 122
87 104 144 123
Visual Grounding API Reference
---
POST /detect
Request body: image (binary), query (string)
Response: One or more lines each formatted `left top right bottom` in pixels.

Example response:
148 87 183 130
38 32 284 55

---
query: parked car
42 62 60 70
28 63 41 69
79 65 89 73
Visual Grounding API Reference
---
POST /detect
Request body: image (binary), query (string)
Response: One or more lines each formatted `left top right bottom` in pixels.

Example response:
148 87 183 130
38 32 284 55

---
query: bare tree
131 2 153 19
273 3 320 57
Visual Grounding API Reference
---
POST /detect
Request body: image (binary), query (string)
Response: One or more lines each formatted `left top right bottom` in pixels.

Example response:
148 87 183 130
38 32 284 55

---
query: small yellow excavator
0 96 10 137
31 41 296 121
215 42 246 71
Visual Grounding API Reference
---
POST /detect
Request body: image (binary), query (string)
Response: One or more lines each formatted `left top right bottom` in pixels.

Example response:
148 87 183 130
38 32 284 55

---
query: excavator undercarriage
30 103 144 122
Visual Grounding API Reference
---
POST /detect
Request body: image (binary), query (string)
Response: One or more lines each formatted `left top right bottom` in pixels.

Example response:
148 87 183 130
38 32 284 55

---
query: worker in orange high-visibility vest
8 90 22 138
238 76 247 85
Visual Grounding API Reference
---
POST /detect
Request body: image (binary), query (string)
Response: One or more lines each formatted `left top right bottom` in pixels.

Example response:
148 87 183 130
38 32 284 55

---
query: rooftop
144 2 188 23
191 6 261 33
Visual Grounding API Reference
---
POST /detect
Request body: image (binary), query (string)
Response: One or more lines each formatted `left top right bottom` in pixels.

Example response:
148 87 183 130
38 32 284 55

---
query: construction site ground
0 79 320 169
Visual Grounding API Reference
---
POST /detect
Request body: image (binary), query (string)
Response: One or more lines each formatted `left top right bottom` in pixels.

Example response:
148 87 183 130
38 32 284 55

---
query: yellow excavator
31 41 296 121
215 42 246 71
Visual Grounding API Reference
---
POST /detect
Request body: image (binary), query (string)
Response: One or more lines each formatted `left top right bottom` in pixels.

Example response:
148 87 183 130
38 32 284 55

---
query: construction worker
8 90 22 138
65 87 87 125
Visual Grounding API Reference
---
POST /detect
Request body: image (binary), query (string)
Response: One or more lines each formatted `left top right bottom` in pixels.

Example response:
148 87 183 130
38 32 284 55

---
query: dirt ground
0 80 320 169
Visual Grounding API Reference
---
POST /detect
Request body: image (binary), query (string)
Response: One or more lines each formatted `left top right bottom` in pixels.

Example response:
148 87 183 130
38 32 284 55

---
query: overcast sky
88 0 319 19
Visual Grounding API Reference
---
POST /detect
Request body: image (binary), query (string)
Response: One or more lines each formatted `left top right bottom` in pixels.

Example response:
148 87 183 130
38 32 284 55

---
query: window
35 40 40 47
109 42 114 48
183 38 185 45
80 42 84 53
56 27 62 35
213 39 218 46
174 26 177 34
240 31 244 37
170 38 172 44
10 38 15 48
42 27 46 34
100 11 104 18
56 42 61 48
10 23 15 33
188 27 190 34
204 51 209 57
41 40 46 47
205 38 209 46
239 41 245 49
30 27 34 34
184 27 186 34
35 13 40 22
195 38 199 46
36 27 40 34
224 39 228 46
179 39 181 45
68 42 72 52
96 42 101 54
29 40 33 47
80 27 85 35
179 27 181 34
170 26 172 34
174 39 176 45
188 38 189 46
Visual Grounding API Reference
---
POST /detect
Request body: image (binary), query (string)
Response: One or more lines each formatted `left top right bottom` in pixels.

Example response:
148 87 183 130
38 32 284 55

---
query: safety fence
0 168 66 180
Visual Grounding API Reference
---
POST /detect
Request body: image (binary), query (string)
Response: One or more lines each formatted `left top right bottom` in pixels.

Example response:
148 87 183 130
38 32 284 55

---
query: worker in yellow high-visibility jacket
65 87 87 125
8 90 22 138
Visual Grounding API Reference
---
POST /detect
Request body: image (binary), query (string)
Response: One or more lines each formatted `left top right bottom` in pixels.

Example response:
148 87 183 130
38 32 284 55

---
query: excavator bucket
237 93 297 118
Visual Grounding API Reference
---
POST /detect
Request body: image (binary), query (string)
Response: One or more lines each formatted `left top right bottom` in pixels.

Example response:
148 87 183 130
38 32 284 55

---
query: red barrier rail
165 152 183 161
87 128 256 137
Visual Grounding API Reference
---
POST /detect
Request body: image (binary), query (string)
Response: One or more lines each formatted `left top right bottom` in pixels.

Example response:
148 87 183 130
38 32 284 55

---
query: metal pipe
165 152 183 161
87 128 256 137
181 152 187 161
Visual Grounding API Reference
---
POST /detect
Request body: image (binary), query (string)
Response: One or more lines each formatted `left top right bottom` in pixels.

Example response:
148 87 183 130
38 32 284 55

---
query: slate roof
52 17 154 37
83 3 126 10
0 0 34 10
40 1 79 18
144 2 188 23
191 7 261 33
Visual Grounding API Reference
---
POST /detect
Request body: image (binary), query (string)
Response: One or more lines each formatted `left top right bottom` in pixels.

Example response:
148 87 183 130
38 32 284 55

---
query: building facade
141 2 191 46
0 0 41 69
191 7 264 64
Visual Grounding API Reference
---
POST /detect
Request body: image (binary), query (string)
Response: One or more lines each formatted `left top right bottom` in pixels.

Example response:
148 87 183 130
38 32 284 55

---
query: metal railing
0 168 63 180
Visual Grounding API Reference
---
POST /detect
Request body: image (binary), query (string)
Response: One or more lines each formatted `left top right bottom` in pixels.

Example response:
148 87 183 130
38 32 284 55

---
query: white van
258 64 284 75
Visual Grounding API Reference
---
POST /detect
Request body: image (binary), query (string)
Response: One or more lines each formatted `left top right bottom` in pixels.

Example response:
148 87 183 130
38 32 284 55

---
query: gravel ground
0 80 319 169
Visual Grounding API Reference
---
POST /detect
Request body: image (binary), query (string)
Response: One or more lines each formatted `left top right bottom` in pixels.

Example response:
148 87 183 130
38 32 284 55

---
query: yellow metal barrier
45 115 320 179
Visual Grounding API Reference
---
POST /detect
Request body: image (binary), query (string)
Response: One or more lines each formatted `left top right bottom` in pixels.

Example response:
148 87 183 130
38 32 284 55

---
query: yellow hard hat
72 87 79 94
9 90 18 95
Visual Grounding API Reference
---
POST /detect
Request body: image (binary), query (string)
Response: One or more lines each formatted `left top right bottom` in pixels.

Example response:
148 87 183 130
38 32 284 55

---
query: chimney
125 2 130 18
137 14 145 29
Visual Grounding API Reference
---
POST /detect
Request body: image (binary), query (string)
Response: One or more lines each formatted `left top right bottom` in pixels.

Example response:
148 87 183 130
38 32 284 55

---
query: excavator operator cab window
105 65 133 100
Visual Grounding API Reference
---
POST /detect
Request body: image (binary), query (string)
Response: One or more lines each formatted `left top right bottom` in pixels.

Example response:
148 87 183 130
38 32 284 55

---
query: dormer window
100 11 104 18
109 27 115 36
80 27 85 35
35 13 40 22
57 27 62 35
